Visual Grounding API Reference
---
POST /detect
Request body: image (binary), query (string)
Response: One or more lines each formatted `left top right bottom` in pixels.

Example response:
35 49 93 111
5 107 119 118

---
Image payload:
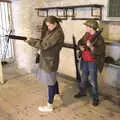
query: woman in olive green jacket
26 16 64 112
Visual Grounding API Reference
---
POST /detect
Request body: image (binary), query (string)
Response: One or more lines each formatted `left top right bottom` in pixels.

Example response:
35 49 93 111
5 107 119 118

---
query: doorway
0 2 14 63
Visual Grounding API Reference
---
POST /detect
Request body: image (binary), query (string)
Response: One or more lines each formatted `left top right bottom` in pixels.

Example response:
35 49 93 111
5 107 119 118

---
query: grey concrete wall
103 43 120 88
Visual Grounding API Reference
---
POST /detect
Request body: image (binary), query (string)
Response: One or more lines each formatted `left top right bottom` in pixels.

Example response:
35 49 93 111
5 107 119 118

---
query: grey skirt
37 68 57 86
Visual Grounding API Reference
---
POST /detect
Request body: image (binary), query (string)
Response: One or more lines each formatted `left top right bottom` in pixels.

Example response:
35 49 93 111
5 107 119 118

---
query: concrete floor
0 63 120 120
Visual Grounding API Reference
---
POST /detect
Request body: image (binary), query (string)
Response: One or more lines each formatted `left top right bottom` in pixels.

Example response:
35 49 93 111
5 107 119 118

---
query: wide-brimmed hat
84 20 99 30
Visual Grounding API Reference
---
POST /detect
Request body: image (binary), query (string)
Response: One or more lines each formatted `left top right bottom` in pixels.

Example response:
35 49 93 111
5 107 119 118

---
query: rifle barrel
6 35 27 41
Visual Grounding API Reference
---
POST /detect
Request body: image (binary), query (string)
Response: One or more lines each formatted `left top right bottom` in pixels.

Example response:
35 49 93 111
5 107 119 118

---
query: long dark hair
45 16 62 25
41 16 62 39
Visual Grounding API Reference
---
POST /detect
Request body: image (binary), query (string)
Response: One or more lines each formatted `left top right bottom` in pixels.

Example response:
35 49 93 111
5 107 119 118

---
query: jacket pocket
45 57 55 67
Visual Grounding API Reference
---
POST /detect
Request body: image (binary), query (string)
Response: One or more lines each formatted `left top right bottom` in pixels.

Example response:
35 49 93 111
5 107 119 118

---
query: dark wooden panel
109 0 120 17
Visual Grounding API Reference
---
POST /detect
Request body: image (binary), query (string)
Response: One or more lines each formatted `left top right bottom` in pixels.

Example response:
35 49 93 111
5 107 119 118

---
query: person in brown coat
26 16 64 112
74 20 105 106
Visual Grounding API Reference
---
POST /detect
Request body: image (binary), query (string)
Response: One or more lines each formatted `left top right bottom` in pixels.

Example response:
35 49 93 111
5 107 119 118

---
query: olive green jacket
78 32 105 72
28 26 64 72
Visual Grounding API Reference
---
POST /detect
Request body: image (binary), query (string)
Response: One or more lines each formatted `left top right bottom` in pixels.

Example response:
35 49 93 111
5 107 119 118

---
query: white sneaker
38 103 53 112
54 94 63 108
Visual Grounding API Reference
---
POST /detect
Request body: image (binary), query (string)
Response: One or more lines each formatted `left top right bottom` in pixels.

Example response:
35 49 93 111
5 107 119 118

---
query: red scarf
82 33 95 62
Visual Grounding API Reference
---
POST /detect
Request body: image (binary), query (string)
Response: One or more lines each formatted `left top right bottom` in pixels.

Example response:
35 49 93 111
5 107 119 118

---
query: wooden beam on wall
0 0 11 3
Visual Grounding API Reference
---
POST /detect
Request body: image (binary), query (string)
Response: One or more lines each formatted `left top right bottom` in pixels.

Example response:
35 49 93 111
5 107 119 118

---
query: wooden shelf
0 0 11 3
35 4 103 10
72 18 101 20
35 4 104 20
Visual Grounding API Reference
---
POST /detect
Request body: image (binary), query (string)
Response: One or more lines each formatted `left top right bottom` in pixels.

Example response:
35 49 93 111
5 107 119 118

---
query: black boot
92 99 99 106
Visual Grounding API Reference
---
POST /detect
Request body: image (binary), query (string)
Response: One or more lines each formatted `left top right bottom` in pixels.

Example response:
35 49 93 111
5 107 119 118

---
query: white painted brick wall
12 0 44 73
12 0 120 79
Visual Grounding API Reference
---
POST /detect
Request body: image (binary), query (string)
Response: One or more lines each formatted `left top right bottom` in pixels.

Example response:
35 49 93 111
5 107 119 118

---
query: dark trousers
48 82 59 104
80 61 99 101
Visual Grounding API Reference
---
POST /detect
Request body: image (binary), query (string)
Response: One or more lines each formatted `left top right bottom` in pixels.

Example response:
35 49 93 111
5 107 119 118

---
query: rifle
78 28 103 50
6 35 41 63
5 35 27 41
73 35 81 82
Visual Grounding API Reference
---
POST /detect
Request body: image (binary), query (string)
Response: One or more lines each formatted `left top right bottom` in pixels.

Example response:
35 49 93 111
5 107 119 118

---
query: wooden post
0 60 4 84
73 35 81 82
